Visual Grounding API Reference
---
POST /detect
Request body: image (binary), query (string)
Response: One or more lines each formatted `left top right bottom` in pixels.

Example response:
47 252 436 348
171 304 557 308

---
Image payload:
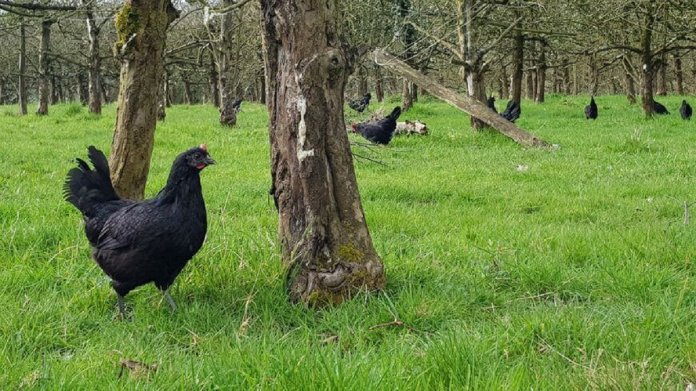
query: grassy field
1 95 694 389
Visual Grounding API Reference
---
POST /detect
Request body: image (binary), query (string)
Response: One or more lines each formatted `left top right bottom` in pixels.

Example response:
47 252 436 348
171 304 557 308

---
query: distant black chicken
680 100 692 120
220 98 243 126
351 106 401 145
585 96 598 119
64 145 215 316
348 92 372 113
652 100 670 115
500 100 521 123
486 96 497 113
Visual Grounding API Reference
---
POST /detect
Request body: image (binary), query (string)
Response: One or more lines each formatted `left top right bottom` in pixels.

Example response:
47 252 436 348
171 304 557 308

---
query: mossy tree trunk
110 0 179 199
261 0 385 306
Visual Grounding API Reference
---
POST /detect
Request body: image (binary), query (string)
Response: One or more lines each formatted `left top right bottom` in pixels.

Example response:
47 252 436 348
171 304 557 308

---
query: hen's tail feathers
63 146 120 214
388 106 402 121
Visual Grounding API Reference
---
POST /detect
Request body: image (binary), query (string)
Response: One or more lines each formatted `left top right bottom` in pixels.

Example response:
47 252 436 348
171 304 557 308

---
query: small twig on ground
352 152 387 166
369 318 418 333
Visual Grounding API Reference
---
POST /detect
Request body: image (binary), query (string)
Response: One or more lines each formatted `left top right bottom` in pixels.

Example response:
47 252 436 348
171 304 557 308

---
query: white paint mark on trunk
296 96 314 162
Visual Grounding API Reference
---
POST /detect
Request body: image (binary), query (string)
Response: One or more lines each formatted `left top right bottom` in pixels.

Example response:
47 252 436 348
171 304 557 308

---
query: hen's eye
193 153 201 160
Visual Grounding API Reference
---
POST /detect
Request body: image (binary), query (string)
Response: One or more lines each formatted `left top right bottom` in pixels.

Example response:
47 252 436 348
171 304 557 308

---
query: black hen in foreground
652 100 670 115
349 92 372 113
487 96 497 113
501 100 521 123
585 96 598 119
64 145 215 317
351 106 401 145
680 100 692 120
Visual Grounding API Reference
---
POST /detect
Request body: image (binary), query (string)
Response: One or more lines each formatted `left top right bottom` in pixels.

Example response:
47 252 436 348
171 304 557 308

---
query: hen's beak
204 155 216 165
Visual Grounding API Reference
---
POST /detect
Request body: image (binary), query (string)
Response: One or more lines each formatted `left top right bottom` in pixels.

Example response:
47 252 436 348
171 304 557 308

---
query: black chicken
585 96 598 120
64 145 215 316
220 98 242 126
351 106 401 145
501 100 521 123
348 93 372 113
652 100 670 115
486 96 497 113
680 100 692 120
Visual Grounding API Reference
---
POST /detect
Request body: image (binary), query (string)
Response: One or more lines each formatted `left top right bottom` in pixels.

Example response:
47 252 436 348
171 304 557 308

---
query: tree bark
459 0 486 130
639 8 655 117
37 19 54 115
499 64 508 99
510 14 523 104
402 79 413 111
674 53 683 95
261 0 385 306
589 54 598 96
374 49 549 148
656 53 667 96
374 64 384 102
85 0 102 114
216 0 239 110
398 0 416 110
18 20 27 116
208 50 220 107
562 58 570 94
535 40 546 103
110 0 179 199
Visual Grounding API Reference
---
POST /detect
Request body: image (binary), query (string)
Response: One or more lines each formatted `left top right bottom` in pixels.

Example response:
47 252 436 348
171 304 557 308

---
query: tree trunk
525 70 534 99
459 0 486 130
78 72 89 105
589 54 598 96
261 0 385 306
535 41 546 103
622 55 636 104
398 0 416 110
510 14 523 104
374 64 384 102
0 80 4 105
208 50 220 107
357 65 368 96
402 79 413 111
216 0 238 110
85 0 102 114
674 53 683 95
18 20 27 116
656 53 667 96
639 9 655 117
562 58 570 94
183 78 193 104
499 64 508 99
36 19 54 115
110 0 179 199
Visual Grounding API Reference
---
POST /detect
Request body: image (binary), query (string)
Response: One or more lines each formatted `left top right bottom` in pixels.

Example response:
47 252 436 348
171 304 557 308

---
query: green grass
1 95 694 389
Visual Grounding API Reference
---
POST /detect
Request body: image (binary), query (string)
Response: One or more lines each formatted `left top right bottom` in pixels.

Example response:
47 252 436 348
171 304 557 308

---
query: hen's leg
116 294 127 318
111 280 134 320
162 290 177 312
